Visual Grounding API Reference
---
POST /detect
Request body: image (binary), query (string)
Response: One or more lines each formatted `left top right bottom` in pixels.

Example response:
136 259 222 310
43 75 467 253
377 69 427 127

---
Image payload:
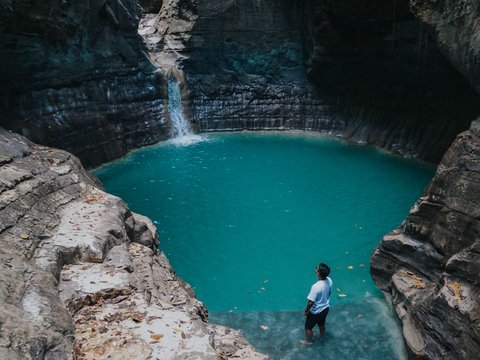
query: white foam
168 134 209 147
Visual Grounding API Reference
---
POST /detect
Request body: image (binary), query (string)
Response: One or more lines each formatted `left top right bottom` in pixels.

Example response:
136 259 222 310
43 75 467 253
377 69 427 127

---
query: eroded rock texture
0 0 169 168
303 0 480 162
411 0 480 94
371 120 480 359
0 128 269 360
140 0 480 162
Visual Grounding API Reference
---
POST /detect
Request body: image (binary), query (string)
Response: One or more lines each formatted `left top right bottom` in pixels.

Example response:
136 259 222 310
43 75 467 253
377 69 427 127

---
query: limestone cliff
0 128 269 359
140 0 480 162
371 120 480 359
370 1 480 358
1 1 480 358
1 0 478 167
0 0 169 168
411 0 480 94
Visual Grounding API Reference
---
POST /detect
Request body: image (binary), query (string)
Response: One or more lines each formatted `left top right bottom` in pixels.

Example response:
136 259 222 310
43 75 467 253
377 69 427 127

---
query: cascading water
166 71 204 146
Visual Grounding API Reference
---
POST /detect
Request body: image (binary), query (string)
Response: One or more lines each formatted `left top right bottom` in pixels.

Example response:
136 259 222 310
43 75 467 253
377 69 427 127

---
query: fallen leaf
19 233 29 240
131 313 145 323
215 347 228 360
150 333 163 341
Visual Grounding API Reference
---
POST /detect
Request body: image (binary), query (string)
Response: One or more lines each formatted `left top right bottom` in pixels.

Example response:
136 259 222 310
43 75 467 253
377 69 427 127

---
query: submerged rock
0 128 269 359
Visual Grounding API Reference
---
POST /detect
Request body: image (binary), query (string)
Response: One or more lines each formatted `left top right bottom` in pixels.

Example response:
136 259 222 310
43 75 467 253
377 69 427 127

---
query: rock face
411 0 480 94
140 0 480 163
302 0 480 162
371 119 480 359
0 0 170 168
0 128 269 359
370 2 480 358
1 0 479 167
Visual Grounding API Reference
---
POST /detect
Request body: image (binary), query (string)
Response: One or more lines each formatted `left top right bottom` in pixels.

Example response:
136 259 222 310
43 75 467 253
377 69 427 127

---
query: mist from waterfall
166 73 205 146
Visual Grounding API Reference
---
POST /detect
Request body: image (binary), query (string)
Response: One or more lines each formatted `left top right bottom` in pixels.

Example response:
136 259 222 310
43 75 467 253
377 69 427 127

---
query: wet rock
371 119 480 359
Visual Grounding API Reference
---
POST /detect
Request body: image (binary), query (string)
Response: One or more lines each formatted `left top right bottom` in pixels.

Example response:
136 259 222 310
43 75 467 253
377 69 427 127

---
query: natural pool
93 132 436 359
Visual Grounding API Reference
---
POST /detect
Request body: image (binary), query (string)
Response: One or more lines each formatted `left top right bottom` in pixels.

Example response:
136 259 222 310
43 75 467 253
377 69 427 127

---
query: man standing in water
301 263 332 345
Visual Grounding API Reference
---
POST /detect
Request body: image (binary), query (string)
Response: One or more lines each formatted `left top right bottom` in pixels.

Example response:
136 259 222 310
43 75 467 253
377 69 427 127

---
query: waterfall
166 71 204 146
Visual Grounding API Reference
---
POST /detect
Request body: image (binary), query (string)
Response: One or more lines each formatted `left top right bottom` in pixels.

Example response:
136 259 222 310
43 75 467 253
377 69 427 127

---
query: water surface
93 132 435 359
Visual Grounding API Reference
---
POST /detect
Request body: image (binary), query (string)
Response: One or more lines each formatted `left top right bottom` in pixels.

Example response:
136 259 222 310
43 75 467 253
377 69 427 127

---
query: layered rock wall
411 0 480 94
0 0 169 168
370 2 480 358
0 128 268 359
1 0 478 167
137 0 480 162
371 120 480 359
303 0 480 162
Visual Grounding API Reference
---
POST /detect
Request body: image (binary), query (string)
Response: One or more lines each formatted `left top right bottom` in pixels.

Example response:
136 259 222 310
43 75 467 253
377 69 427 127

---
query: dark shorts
305 307 329 330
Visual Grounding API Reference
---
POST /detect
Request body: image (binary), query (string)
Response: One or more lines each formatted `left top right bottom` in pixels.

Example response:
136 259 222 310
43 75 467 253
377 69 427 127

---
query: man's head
316 263 330 279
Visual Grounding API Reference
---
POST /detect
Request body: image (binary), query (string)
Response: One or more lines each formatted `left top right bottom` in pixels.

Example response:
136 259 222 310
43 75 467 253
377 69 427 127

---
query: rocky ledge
0 128 269 360
371 119 480 359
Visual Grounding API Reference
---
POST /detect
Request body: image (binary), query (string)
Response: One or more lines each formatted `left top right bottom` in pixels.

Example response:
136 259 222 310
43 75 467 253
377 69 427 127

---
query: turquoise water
93 132 435 359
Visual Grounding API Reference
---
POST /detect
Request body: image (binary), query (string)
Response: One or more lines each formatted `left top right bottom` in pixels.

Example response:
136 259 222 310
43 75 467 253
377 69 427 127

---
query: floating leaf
347 265 353 270
260 325 269 331
338 294 347 298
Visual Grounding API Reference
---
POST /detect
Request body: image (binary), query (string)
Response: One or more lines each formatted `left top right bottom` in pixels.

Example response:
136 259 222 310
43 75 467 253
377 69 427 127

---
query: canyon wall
370 1 480 359
1 0 478 167
1 0 480 358
0 128 268 359
0 0 169 168
371 119 480 359
141 0 480 162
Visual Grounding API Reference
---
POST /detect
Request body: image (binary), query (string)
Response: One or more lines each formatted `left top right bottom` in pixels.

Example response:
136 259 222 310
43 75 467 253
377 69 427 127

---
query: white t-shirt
307 277 333 314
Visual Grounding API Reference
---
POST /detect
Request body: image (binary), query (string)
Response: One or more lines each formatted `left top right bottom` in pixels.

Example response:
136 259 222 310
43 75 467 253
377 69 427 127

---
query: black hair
317 263 330 279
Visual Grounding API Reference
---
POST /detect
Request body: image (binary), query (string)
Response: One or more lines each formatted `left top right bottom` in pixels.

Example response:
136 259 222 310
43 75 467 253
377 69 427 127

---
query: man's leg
319 325 325 338
317 308 329 338
304 328 313 344
301 314 315 344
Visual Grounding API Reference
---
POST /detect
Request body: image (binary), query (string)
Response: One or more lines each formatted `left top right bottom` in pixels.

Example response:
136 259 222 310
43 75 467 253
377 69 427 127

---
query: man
301 263 332 345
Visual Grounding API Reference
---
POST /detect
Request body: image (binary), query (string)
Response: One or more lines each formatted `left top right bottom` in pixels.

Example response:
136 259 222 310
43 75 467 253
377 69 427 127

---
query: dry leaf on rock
150 333 164 341
131 313 145 323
